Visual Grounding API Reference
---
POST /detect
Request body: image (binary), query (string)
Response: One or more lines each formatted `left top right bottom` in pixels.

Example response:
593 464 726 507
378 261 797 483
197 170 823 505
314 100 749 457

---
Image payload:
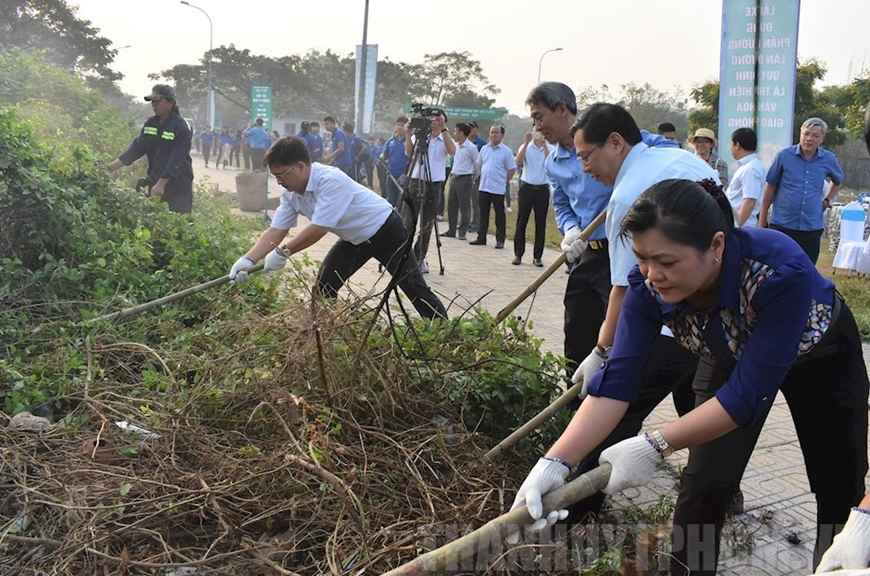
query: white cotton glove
571 348 606 399
505 457 571 545
598 435 662 495
263 247 290 272
560 226 587 263
815 508 870 572
229 256 255 283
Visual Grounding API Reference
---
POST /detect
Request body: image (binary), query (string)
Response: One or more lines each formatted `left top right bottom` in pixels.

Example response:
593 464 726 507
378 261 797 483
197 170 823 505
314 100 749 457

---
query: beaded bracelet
542 455 572 470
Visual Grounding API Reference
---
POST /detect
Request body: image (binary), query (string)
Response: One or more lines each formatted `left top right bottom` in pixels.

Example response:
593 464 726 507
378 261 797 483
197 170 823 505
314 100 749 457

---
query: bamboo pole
495 210 606 324
381 464 611 576
86 263 265 323
484 380 584 462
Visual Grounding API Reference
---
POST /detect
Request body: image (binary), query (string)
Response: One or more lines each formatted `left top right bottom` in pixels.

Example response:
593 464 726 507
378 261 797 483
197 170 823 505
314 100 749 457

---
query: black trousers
446 174 473 236
402 179 442 263
770 225 823 264
475 190 506 245
202 145 211 166
668 300 869 575
513 182 550 259
316 211 447 320
563 243 611 374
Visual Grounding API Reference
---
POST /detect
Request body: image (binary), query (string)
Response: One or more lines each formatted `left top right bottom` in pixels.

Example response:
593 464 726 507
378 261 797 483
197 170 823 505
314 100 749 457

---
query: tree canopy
0 0 120 83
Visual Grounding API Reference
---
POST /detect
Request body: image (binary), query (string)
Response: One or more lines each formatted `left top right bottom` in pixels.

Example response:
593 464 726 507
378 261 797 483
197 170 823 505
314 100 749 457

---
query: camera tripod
401 125 445 276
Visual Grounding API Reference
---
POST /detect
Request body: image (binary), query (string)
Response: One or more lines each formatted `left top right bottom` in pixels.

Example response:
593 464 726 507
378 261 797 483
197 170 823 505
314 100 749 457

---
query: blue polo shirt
244 125 269 150
588 226 835 428
472 135 487 151
547 142 610 241
329 128 353 169
382 135 408 177
765 144 844 231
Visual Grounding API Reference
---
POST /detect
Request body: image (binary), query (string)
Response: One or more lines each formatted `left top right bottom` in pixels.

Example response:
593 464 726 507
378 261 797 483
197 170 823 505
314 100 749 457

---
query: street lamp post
180 1 214 128
537 47 563 85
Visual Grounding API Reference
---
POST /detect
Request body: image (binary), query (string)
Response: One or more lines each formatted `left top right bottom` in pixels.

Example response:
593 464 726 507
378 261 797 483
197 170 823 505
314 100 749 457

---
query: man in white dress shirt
726 127 765 227
228 136 447 320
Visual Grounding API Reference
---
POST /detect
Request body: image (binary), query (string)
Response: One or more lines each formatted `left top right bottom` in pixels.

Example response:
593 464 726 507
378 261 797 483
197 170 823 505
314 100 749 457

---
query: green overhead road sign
402 105 508 120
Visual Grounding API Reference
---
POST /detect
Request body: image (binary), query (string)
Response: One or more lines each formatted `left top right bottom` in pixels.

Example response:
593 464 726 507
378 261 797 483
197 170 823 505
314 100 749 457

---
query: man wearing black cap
107 84 194 214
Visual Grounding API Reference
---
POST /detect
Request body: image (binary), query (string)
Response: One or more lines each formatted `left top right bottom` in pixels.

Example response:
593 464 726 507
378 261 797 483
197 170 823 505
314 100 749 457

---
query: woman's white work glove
229 257 255 283
264 247 290 272
560 226 587 263
571 348 606 399
815 508 870 572
598 435 662 495
505 457 571 545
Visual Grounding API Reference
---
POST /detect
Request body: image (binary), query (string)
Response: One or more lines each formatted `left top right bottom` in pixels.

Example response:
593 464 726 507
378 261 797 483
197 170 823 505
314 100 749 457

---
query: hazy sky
76 0 870 116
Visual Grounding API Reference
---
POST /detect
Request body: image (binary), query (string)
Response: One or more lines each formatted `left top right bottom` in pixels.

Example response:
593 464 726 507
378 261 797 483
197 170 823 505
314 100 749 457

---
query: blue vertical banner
719 0 800 168
354 44 378 135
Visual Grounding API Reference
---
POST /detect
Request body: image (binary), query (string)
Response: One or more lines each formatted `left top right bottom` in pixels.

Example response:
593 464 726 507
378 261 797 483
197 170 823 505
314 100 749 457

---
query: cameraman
403 110 456 274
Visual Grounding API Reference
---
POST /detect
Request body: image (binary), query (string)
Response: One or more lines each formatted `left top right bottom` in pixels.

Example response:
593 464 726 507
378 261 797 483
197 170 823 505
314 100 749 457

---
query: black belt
521 182 549 188
588 239 607 251
452 173 472 178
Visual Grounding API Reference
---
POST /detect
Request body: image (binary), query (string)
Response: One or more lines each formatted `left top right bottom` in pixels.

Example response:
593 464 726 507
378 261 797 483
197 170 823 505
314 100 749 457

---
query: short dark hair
468 121 478 128
620 179 734 252
570 102 642 146
395 116 409 124
526 82 578 116
731 127 757 151
255 118 264 125
657 122 676 133
310 121 320 128
323 116 336 124
455 122 471 137
491 124 505 134
300 121 310 134
264 135 311 168
341 120 355 132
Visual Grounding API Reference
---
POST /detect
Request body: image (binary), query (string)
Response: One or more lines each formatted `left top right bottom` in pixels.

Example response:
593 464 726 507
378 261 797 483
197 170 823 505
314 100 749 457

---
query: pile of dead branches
1 296 544 575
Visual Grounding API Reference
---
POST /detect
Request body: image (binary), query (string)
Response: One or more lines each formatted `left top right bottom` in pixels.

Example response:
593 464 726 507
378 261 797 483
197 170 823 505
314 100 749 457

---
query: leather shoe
494 243 504 249
468 239 486 245
439 231 456 238
511 257 521 265
533 258 544 267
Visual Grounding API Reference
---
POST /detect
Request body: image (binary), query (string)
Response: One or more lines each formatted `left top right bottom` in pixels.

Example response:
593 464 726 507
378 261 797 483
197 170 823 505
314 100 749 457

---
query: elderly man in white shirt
725 127 765 227
228 135 447 320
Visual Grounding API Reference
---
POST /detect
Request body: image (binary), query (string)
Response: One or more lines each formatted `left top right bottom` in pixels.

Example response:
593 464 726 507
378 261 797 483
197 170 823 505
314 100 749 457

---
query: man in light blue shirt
243 118 269 170
726 127 765 227
760 117 844 263
469 124 515 248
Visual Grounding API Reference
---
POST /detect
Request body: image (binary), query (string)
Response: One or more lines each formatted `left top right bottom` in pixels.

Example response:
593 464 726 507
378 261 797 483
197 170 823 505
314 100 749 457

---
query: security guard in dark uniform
108 84 194 214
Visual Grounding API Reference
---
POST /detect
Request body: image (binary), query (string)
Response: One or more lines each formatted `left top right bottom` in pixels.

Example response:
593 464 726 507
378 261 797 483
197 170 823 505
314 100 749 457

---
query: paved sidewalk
196 163 869 576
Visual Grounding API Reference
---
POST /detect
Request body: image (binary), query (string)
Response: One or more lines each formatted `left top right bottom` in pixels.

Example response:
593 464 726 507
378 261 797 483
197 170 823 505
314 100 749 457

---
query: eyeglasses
274 164 298 184
578 144 602 165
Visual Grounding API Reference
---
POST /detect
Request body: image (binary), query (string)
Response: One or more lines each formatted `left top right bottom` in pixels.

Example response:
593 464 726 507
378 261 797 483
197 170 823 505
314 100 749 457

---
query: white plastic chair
832 201 870 275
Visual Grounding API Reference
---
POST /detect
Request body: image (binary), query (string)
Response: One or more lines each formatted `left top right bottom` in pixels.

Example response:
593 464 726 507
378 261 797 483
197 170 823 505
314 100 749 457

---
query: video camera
408 103 445 150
